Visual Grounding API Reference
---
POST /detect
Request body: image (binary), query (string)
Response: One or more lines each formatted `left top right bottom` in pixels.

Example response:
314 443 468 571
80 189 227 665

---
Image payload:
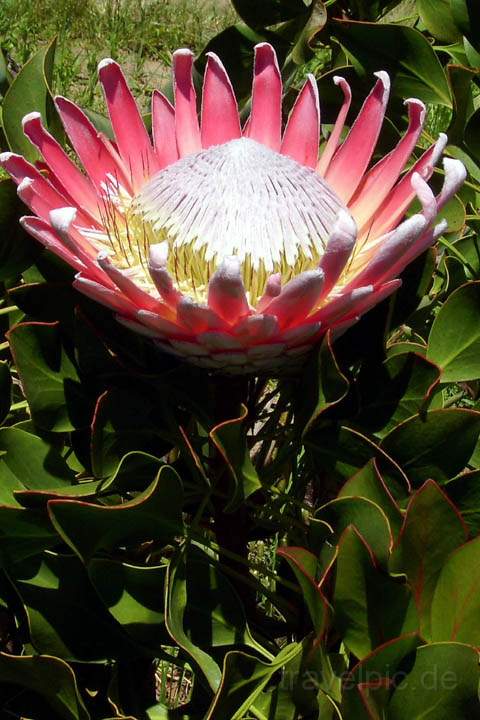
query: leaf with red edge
340 633 420 719
389 480 467 638
277 546 333 638
333 527 417 660
380 408 480 485
0 651 89 720
294 334 349 438
431 535 480 645
387 642 480 719
338 460 403 540
7 321 88 433
306 425 410 495
48 468 183 563
90 388 171 479
444 470 480 535
210 403 261 512
316 496 393 566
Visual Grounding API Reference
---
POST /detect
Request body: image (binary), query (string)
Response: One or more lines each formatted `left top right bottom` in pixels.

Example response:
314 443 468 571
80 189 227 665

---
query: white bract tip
22 111 42 127
50 207 77 234
0 151 14 164
98 58 116 72
17 177 34 192
173 48 193 58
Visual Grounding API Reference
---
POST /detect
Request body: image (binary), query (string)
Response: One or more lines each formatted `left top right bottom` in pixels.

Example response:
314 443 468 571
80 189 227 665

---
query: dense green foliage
1 0 480 718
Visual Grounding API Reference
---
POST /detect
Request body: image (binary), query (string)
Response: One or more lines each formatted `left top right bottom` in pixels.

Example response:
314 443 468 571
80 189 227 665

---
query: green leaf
427 282 480 382
9 552 138 660
355 351 441 438
0 506 58 566
89 559 169 653
206 643 302 720
0 652 90 720
100 451 164 494
0 179 40 280
451 0 480 52
210 403 261 512
165 545 267 693
306 425 409 493
447 63 477 144
277 547 331 637
317 496 393 566
330 18 452 106
333 527 417 660
48 468 183 562
338 460 403 539
294 335 349 438
387 642 480 719
444 470 480 535
341 634 420 719
2 38 63 161
389 480 467 637
380 408 480 484
431 535 480 644
418 0 462 41
0 361 11 424
91 388 171 479
7 321 86 432
0 426 75 503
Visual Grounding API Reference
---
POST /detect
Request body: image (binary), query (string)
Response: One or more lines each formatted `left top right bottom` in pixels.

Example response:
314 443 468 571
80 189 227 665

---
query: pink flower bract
1 44 466 372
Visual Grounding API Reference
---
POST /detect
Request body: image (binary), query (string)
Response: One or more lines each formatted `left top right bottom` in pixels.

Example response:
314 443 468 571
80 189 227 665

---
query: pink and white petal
362 133 447 240
136 309 188 338
96 251 166 312
325 71 390 203
246 43 282 151
247 343 285 360
343 279 402 320
317 76 352 175
198 331 243 351
116 315 166 338
256 273 281 313
74 274 138 315
436 157 467 211
411 172 437 224
55 96 132 193
20 215 86 272
15 177 97 258
22 112 101 222
207 256 250 324
176 296 228 333
148 243 183 309
344 214 427 290
173 49 202 157
390 159 466 273
319 209 357 297
232 313 279 344
281 74 320 168
280 321 322 347
262 269 325 329
309 285 374 325
348 98 425 228
201 52 241 148
49 207 112 282
98 58 158 187
152 91 179 168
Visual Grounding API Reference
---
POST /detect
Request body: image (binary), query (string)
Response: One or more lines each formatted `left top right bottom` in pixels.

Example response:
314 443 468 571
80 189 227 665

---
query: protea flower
1 44 465 372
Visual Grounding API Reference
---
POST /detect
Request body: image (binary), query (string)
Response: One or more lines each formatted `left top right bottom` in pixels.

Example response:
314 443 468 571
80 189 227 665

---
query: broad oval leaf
2 38 63 161
330 18 452 106
431 535 480 645
427 282 480 382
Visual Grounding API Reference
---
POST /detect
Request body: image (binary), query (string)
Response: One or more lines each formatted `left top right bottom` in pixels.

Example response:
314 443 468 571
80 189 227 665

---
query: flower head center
131 137 347 302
